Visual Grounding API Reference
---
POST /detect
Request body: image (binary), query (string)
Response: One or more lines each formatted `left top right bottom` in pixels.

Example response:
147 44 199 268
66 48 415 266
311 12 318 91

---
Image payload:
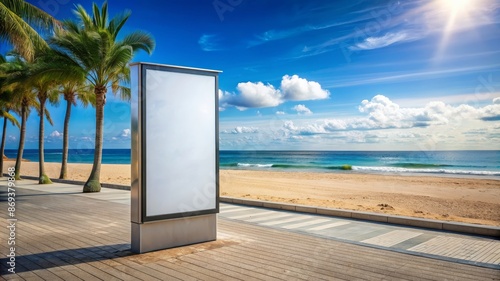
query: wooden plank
220 244 343 281
191 247 300 281
2 184 500 281
144 262 209 281
217 220 500 280
10 220 135 280
159 259 242 281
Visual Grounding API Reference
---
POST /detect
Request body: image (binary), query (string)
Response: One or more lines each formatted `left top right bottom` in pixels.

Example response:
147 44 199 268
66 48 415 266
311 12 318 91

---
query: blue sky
2 0 500 150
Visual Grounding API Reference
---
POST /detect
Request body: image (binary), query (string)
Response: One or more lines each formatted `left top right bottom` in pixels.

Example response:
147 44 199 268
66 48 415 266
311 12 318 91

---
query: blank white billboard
131 63 220 222
145 69 217 217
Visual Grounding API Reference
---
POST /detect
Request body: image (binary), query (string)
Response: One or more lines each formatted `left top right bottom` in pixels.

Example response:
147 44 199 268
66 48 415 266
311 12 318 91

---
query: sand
4 160 500 226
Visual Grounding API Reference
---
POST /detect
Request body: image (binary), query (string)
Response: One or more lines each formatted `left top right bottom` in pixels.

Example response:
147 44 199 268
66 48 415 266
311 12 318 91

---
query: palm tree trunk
59 99 71 179
14 105 27 180
84 87 105 192
0 115 7 176
38 97 52 184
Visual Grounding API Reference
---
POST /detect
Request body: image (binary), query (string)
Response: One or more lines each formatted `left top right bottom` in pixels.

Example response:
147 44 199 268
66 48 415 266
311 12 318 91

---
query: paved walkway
219 205 500 268
1 179 499 280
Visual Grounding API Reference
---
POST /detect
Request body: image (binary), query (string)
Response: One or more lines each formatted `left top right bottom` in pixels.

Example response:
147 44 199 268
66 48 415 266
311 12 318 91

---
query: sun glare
434 0 481 61
442 0 473 12
440 0 474 27
437 0 482 33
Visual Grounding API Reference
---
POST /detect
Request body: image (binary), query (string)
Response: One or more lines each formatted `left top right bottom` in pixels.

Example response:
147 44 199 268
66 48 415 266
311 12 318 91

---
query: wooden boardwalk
219 204 500 267
1 180 499 280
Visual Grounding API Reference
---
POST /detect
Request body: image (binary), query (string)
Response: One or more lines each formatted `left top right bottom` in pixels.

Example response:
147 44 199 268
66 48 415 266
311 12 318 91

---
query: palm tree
0 92 21 176
47 2 154 192
0 55 29 181
0 54 21 175
28 48 86 180
7 52 57 183
0 0 58 61
33 49 95 179
33 78 58 184
58 81 93 179
14 88 36 180
32 48 94 180
2 54 50 181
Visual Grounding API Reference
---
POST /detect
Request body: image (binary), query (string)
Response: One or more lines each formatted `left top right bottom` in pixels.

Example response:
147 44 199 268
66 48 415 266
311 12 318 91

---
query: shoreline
3 160 499 226
221 167 500 181
5 158 500 181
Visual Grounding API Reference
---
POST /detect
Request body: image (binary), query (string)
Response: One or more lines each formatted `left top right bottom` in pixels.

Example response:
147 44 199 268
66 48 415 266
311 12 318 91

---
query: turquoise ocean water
4 149 500 178
4 149 130 165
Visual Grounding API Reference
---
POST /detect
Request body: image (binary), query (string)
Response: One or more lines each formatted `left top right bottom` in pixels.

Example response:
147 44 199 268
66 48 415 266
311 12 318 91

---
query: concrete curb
10 175 500 237
220 196 500 238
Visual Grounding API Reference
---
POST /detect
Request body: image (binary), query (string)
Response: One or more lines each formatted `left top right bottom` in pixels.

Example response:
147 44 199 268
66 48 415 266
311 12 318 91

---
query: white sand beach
4 160 499 226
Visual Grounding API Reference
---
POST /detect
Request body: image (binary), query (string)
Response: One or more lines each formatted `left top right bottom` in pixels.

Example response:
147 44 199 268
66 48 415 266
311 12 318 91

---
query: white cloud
198 34 221 51
281 75 330 101
357 95 474 129
393 93 500 107
218 89 234 111
248 23 339 48
341 131 382 143
221 126 259 134
282 121 326 135
276 111 286 115
292 104 313 115
120 129 131 138
49 130 62 138
350 32 419 51
219 75 329 110
107 129 131 143
231 82 282 109
220 95 500 150
478 102 500 121
283 121 298 131
248 26 311 47
282 95 500 135
231 126 258 134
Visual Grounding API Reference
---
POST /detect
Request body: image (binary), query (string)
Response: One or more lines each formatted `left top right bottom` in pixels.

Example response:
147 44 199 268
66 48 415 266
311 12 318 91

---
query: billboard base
131 214 217 253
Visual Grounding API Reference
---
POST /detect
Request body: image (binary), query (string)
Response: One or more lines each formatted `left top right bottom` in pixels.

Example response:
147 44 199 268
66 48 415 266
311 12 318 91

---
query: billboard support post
130 62 220 253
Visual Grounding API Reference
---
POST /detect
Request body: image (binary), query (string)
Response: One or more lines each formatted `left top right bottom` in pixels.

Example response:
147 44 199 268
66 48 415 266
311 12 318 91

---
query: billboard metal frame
131 62 220 224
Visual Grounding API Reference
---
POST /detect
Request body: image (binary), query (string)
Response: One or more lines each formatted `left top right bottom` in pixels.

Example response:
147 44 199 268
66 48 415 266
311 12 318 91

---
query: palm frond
92 2 101 29
1 0 59 30
0 0 58 61
108 10 130 40
0 4 41 60
120 31 155 54
98 2 108 30
28 97 40 114
74 4 93 30
44 107 53 126
60 19 81 34
114 85 130 101
32 47 87 84
105 45 132 75
1 55 32 88
48 88 60 106
45 1 155 104
77 85 96 108
0 109 20 128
